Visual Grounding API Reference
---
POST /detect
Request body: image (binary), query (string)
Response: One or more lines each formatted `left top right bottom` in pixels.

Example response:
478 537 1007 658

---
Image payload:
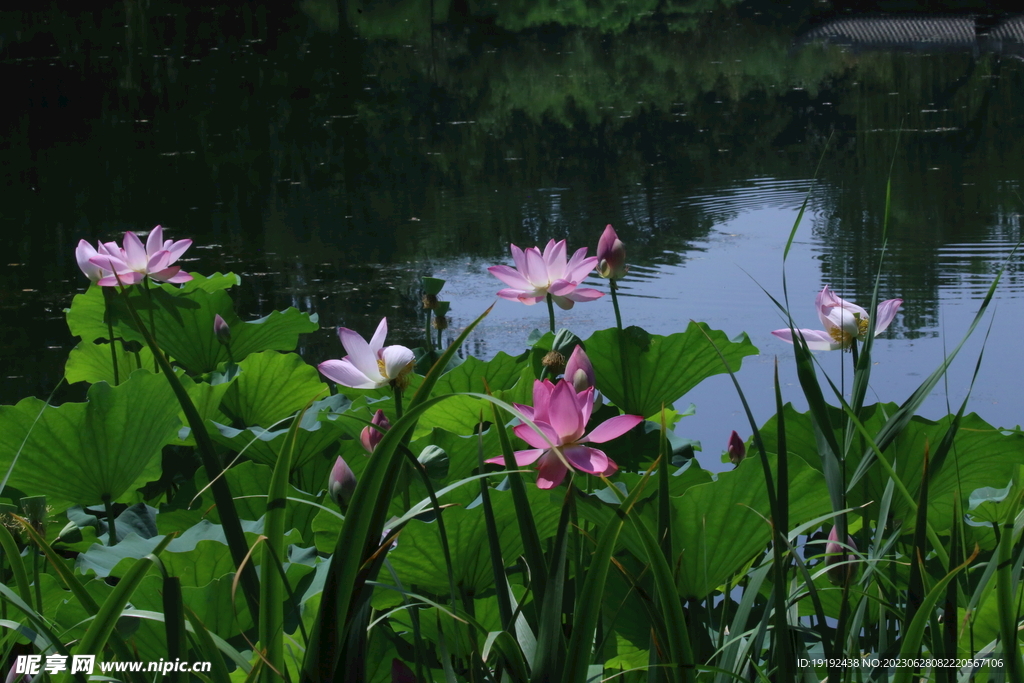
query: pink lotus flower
360 409 391 453
564 345 595 392
89 226 193 286
596 224 628 280
75 239 119 283
486 379 643 489
488 239 603 310
318 318 415 390
772 285 902 351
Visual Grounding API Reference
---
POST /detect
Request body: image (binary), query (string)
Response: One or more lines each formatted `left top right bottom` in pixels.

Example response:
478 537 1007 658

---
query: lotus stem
546 293 556 335
424 308 434 359
143 278 159 373
102 287 120 385
103 494 117 546
610 279 623 331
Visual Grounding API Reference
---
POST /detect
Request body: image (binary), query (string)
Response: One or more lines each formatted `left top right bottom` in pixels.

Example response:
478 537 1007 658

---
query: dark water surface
3 1 1023 467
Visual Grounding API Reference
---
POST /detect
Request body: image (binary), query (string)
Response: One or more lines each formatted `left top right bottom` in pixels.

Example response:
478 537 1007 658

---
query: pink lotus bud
825 525 857 584
391 659 416 683
727 430 745 465
213 314 232 346
360 409 391 453
328 456 357 508
564 346 595 392
596 225 628 280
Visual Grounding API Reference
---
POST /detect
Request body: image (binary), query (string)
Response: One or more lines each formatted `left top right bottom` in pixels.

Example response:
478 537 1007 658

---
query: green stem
610 280 623 331
393 383 409 510
103 495 117 546
545 293 556 335
143 278 159 373
425 308 434 359
32 545 41 614
103 287 120 385
436 321 443 350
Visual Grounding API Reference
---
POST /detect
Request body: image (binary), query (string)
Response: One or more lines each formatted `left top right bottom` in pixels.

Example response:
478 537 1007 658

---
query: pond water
3 0 1023 469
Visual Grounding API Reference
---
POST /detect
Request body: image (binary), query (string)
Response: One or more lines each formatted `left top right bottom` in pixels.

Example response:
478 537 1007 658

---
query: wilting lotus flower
360 409 391 453
328 456 357 508
564 345 595 391
825 525 858 584
486 379 643 489
488 239 603 310
596 224 628 280
772 285 902 351
319 318 415 390
727 430 745 465
89 226 193 286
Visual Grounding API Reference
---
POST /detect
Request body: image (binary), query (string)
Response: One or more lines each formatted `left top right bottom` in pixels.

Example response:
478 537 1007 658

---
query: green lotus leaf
65 340 156 386
0 370 179 511
417 352 531 436
385 486 562 596
672 454 829 599
209 394 350 468
66 278 317 374
221 352 328 429
585 323 759 418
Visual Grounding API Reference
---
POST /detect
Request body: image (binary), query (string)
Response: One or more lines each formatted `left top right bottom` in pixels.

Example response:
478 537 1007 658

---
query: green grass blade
530 487 572 683
259 401 309 683
0 522 31 605
163 576 188 683
477 419 515 631
891 548 976 683
996 492 1024 681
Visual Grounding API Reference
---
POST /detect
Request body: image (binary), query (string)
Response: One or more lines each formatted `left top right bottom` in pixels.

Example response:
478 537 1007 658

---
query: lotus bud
727 430 745 466
825 525 857 584
564 345 595 391
360 409 391 453
597 224 628 280
542 350 566 376
328 456 357 508
391 658 416 683
213 314 232 346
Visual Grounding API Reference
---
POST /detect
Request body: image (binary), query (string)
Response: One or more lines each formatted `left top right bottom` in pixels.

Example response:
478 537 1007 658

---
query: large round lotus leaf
585 323 758 419
221 351 328 428
0 370 180 511
672 454 829 600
